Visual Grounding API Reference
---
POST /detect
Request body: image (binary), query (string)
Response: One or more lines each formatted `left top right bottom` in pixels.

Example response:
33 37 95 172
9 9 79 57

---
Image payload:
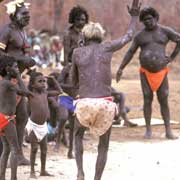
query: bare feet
77 175 84 180
18 156 30 166
166 132 178 140
68 152 74 159
40 171 53 176
30 172 37 179
123 120 138 127
144 130 152 139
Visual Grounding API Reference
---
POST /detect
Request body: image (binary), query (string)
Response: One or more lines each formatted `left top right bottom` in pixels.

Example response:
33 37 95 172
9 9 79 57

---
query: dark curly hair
28 71 43 91
0 55 16 77
68 5 89 24
139 7 159 22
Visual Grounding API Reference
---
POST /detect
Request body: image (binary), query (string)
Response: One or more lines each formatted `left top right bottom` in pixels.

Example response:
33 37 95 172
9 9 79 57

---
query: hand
165 56 173 64
46 75 56 81
25 57 36 68
127 0 141 16
116 68 123 83
26 91 34 97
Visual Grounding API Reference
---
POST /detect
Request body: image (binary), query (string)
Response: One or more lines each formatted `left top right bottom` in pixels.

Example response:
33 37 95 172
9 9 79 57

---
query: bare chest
138 30 169 47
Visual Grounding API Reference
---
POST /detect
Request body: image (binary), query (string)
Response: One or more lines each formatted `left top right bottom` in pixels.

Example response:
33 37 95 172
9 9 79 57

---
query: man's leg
0 122 20 180
16 98 30 165
40 136 52 176
54 105 69 152
140 73 153 138
0 137 10 180
74 117 86 180
29 131 38 178
157 76 177 139
67 113 74 159
94 127 111 180
0 138 3 157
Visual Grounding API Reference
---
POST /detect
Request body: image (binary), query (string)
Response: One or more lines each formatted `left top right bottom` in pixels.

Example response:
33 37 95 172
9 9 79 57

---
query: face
32 75 47 91
15 6 30 27
74 14 86 29
142 14 157 30
8 62 19 78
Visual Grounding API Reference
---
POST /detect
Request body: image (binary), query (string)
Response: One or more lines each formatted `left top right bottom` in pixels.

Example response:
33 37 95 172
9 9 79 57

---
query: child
26 70 62 178
0 56 32 180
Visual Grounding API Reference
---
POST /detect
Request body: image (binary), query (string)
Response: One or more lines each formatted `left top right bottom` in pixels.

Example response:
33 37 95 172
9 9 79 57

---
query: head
0 56 18 77
139 7 159 30
7 1 30 28
82 22 105 43
69 5 89 29
28 71 46 91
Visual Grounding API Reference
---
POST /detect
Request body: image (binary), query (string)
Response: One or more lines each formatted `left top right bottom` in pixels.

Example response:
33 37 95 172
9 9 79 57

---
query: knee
158 90 168 103
31 146 38 154
41 147 47 155
143 93 153 105
2 146 10 156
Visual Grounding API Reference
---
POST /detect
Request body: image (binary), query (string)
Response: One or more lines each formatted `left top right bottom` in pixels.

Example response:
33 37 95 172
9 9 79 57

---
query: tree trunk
53 0 65 34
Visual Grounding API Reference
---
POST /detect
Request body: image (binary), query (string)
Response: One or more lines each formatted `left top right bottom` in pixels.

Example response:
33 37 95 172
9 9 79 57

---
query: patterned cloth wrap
75 97 117 136
25 118 48 142
58 95 75 113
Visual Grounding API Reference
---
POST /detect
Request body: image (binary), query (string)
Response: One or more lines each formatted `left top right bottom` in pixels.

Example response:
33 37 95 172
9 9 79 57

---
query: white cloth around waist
25 118 48 142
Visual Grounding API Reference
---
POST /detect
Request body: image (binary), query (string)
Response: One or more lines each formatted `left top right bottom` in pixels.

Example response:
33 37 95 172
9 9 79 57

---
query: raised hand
127 0 141 16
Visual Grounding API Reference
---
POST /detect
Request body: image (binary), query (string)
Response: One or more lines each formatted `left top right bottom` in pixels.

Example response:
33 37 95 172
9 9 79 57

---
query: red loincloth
140 67 170 92
0 113 16 134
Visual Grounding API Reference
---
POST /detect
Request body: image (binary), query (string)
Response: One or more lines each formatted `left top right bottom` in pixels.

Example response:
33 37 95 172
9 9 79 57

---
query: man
63 5 89 66
0 0 35 165
116 7 180 139
71 1 140 179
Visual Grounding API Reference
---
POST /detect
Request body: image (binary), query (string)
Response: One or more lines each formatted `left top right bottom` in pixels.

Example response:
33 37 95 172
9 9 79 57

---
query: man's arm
165 27 180 61
70 51 79 87
9 73 33 97
116 38 139 82
63 31 71 66
47 76 63 97
106 0 140 52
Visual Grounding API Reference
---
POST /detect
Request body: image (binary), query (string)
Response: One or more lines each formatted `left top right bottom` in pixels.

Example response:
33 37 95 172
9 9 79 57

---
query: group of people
27 29 64 69
0 0 180 180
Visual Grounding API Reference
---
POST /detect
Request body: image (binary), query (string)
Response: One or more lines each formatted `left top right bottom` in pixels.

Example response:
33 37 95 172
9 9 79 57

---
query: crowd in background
27 29 64 70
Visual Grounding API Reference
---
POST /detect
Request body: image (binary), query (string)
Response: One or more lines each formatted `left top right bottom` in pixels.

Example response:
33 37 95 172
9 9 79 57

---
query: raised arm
47 76 63 97
63 31 71 66
8 68 32 97
116 37 139 82
106 0 141 52
70 50 79 87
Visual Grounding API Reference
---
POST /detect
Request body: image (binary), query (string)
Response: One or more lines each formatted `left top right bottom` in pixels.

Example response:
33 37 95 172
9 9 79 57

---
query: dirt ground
6 124 180 180
5 77 180 180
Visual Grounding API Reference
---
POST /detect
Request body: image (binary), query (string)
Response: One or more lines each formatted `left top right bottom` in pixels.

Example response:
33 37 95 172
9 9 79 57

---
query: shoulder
0 79 13 89
63 26 74 38
0 23 12 35
158 24 176 34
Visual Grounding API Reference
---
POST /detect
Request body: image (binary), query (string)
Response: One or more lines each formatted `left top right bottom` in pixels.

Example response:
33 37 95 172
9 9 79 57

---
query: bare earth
6 125 180 180
5 78 180 180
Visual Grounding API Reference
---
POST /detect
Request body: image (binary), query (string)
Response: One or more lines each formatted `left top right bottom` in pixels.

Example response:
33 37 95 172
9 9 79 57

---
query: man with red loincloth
116 7 180 139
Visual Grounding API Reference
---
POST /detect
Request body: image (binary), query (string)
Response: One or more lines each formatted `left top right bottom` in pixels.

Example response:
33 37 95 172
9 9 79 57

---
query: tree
53 0 65 34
